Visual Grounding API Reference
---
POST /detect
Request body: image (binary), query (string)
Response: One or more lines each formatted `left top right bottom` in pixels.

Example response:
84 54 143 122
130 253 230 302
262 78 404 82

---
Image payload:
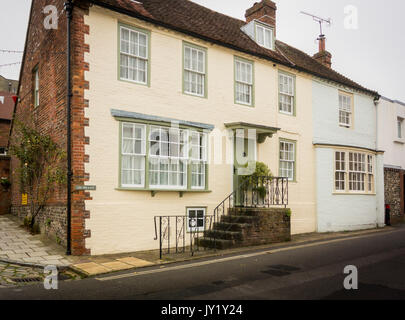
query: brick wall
0 155 10 215
9 0 90 255
0 120 11 147
384 167 405 224
229 207 291 245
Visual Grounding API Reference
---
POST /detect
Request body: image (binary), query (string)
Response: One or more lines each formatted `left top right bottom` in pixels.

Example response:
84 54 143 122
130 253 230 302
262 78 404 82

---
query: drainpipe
374 96 381 227
65 0 73 255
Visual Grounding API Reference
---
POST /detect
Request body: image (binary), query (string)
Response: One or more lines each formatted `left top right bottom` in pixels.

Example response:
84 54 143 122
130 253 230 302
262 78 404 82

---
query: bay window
334 150 374 194
120 122 209 191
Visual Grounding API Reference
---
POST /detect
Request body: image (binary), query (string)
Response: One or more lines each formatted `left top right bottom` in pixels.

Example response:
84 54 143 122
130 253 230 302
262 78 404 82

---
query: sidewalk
70 225 397 277
0 215 71 267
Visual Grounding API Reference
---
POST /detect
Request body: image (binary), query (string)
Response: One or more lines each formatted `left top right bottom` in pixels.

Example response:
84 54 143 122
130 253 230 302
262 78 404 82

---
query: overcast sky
0 0 404 101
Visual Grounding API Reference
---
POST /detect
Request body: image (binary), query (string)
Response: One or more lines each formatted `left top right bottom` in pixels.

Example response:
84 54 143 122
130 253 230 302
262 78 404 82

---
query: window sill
394 139 405 145
183 91 207 99
115 187 212 197
332 192 376 196
279 111 295 117
234 101 254 108
119 77 149 87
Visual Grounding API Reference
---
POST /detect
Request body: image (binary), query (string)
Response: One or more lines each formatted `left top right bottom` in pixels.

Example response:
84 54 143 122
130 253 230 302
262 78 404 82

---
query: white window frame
279 73 295 115
339 93 353 128
255 23 274 50
235 58 253 106
190 131 207 190
183 44 206 97
187 207 206 232
149 126 188 190
119 25 149 85
334 150 375 194
121 123 146 188
334 151 346 192
279 140 295 181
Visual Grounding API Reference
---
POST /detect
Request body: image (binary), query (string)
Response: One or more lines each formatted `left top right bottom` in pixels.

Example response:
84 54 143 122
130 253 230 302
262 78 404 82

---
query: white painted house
311 40 384 232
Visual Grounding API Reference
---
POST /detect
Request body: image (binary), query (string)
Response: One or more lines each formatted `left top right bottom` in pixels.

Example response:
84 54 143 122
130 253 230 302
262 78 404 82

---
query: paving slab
100 261 133 271
73 262 111 276
116 257 154 268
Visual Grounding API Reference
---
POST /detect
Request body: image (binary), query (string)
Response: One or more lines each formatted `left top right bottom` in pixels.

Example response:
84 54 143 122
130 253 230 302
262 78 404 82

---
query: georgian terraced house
11 0 384 255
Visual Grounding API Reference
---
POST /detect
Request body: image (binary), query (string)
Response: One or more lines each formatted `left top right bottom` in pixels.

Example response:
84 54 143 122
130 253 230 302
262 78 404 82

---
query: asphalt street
1 225 404 300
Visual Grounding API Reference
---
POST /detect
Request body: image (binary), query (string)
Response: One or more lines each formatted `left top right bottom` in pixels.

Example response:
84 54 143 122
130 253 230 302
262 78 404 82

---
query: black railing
154 215 215 259
154 176 288 259
214 176 288 223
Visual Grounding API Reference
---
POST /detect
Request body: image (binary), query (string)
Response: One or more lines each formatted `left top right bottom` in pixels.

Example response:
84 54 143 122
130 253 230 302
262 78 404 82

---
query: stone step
204 230 244 241
213 222 251 232
221 215 259 224
195 237 238 250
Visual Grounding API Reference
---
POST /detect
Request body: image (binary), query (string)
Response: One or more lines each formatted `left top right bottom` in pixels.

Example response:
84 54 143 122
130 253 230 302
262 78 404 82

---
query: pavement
0 215 71 267
1 224 404 299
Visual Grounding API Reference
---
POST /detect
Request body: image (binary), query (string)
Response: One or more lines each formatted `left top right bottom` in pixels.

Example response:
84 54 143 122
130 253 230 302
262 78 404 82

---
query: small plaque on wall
21 193 28 205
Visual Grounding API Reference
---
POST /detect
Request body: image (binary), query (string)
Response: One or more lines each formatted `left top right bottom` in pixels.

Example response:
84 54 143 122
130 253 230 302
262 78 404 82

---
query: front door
233 130 256 206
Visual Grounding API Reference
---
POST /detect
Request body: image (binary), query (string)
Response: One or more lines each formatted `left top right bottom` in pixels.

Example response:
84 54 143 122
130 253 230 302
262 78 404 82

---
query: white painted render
377 97 405 169
312 80 384 232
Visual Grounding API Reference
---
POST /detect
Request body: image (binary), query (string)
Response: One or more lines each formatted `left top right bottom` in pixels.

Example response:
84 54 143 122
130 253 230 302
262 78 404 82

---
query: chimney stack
313 35 332 68
245 0 277 35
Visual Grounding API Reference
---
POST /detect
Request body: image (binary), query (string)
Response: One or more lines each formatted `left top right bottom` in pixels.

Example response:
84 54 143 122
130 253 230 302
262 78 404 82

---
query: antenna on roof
300 11 331 38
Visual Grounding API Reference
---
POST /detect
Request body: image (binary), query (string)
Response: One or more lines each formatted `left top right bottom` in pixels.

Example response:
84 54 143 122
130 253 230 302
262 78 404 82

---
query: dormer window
255 22 274 50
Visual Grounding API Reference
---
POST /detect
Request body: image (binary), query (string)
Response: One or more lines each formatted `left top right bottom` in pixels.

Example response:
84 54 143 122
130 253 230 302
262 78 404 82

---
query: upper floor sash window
184 44 206 97
119 25 149 85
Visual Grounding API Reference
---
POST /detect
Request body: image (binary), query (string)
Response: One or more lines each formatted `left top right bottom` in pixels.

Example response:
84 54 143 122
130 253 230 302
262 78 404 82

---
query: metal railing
153 176 288 259
213 176 288 223
154 215 215 259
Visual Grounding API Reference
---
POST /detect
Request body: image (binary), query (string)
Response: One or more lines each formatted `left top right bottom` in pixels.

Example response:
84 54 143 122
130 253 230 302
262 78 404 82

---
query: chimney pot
313 35 332 68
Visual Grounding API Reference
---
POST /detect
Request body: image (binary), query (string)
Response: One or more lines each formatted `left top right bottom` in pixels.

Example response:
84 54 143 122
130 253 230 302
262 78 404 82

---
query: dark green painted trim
182 41 208 99
117 120 210 192
234 56 255 107
278 70 296 117
117 21 151 87
279 138 297 183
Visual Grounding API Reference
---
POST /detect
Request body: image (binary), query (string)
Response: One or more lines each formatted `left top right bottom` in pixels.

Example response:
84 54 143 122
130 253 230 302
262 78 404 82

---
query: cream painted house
84 2 317 254
13 0 384 256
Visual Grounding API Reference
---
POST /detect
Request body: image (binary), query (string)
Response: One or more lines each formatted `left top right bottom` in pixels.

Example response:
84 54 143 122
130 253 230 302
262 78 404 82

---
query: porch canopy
224 122 280 143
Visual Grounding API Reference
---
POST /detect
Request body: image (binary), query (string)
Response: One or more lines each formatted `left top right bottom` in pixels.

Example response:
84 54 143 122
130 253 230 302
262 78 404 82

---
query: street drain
11 277 42 283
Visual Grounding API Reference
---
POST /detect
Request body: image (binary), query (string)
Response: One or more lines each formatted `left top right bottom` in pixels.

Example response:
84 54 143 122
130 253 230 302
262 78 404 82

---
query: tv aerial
300 11 331 37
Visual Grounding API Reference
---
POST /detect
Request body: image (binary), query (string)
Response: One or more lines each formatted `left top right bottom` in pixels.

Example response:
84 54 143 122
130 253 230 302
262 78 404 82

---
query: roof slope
89 0 378 96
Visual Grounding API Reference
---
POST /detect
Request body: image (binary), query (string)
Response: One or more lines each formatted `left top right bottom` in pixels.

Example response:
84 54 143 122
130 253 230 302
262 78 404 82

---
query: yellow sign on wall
21 193 28 205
